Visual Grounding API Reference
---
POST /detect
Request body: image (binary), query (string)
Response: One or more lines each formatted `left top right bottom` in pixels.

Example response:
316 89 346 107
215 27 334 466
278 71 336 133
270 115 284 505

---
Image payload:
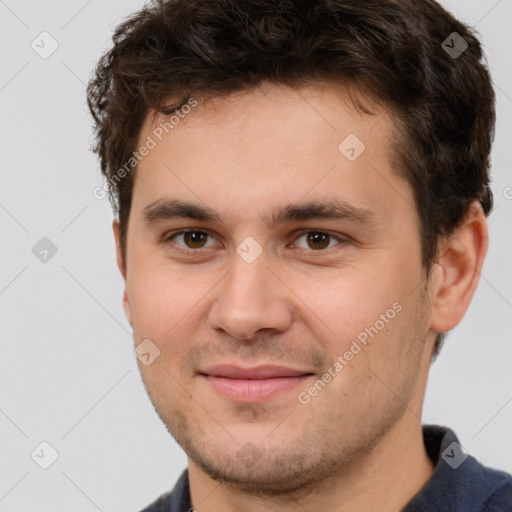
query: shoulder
480 467 512 512
405 425 512 512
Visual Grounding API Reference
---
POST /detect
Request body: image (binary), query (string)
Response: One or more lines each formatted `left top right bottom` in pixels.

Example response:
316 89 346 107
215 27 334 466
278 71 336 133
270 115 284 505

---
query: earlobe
429 201 488 334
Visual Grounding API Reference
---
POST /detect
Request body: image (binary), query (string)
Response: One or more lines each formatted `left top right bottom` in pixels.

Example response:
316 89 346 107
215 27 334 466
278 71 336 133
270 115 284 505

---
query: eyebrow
142 198 380 229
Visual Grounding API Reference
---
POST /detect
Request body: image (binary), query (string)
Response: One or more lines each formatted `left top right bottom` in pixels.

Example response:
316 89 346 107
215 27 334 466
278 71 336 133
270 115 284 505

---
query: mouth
199 364 315 402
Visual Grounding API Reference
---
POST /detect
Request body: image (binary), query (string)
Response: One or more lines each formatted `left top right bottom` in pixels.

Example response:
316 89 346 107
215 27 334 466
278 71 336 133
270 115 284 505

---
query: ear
112 219 132 326
429 201 489 334
112 219 127 278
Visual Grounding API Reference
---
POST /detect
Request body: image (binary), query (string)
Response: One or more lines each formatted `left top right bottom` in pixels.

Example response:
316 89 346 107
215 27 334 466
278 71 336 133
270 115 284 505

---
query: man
87 0 512 510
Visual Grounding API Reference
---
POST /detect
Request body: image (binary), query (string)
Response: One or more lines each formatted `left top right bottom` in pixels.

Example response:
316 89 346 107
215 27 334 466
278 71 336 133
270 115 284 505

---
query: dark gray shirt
140 425 512 511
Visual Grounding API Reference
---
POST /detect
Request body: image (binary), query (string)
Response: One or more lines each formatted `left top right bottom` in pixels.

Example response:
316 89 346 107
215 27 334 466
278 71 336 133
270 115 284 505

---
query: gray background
1 0 511 510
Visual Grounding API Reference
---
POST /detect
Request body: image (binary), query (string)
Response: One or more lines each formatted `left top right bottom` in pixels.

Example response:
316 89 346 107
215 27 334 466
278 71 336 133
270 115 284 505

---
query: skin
113 82 488 512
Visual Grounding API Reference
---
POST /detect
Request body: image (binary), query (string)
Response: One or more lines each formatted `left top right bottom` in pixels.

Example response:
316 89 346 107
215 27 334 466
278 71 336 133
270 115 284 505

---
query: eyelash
161 229 349 256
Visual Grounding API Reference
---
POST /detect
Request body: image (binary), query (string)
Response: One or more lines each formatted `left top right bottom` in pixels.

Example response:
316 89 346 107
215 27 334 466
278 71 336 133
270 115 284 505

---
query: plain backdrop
1 0 511 510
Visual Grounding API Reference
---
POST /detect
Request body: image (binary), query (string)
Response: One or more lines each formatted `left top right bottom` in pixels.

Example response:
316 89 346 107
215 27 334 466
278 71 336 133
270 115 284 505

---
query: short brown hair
87 0 495 359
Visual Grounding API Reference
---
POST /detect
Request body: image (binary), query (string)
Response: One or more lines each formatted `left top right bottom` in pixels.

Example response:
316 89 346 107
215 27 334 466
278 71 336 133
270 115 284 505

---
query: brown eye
292 231 345 252
164 230 215 251
182 231 208 249
305 232 331 250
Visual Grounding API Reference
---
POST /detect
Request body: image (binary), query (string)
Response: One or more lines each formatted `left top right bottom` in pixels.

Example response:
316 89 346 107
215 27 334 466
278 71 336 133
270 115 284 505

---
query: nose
207 250 294 341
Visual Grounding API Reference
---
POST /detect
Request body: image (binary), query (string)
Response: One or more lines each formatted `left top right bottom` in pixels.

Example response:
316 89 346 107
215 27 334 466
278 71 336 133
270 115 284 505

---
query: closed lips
200 364 314 379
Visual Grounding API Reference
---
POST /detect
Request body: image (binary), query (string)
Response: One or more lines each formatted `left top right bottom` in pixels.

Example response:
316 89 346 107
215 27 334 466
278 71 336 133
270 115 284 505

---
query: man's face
117 83 435 493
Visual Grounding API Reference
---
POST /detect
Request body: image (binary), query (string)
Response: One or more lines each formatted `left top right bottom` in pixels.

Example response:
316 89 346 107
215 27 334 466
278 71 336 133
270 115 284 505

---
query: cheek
127 265 210 353
288 259 418 372
290 269 389 343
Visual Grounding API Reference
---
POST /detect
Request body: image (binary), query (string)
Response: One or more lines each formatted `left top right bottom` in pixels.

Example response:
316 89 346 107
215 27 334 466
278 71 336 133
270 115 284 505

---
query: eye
290 231 347 252
163 230 217 252
162 229 349 255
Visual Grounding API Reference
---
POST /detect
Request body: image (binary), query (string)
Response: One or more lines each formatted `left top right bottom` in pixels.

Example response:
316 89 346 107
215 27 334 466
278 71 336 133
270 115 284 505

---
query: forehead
130 82 412 228
142 81 390 145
